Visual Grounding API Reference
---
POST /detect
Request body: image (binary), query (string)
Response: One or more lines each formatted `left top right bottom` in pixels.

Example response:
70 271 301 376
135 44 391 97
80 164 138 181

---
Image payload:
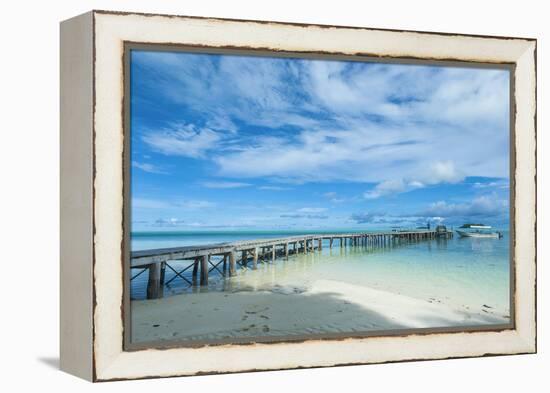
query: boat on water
456 224 503 239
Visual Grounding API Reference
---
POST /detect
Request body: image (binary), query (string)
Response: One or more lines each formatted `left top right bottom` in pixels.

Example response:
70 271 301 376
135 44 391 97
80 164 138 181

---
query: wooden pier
130 230 453 299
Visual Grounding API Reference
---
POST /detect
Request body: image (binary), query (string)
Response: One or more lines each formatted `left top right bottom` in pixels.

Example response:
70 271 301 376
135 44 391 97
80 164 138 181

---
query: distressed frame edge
92 8 537 42
89 11 536 381
59 11 95 381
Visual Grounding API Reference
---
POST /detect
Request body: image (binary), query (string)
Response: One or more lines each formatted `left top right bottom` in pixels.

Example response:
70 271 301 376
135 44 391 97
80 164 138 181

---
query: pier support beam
318 238 322 250
200 255 208 286
192 258 199 284
229 252 236 276
146 262 163 299
253 247 258 269
285 243 289 258
272 246 276 262
241 250 247 267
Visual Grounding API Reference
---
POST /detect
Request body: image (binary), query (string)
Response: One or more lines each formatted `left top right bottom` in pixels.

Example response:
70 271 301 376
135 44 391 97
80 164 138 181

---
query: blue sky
130 50 510 231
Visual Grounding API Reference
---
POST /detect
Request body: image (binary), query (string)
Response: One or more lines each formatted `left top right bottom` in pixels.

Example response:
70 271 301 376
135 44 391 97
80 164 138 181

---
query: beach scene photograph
128 48 511 345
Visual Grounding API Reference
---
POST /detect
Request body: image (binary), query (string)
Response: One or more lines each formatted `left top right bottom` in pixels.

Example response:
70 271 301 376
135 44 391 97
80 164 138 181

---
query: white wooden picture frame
60 10 536 381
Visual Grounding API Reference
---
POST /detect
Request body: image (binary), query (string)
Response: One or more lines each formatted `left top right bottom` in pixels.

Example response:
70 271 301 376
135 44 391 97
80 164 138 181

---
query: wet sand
131 279 509 343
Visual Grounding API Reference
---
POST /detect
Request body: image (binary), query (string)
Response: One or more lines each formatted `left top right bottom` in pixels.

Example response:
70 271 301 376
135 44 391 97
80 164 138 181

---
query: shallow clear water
130 230 510 317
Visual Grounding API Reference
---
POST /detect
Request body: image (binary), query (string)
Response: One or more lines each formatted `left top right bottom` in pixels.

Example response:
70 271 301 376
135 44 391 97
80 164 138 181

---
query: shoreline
131 279 509 344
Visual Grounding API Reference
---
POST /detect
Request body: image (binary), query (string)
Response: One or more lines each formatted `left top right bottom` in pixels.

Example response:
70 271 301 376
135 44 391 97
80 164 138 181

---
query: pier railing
130 230 453 299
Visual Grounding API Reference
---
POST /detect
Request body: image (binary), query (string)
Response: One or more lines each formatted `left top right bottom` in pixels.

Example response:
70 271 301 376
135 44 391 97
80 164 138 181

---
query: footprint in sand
245 306 270 315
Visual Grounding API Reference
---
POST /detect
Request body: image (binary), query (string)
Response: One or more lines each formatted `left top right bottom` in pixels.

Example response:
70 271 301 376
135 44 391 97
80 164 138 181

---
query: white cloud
364 178 425 199
205 114 238 133
178 200 216 209
280 213 328 219
350 212 430 226
132 198 215 210
135 52 510 188
297 207 327 213
426 161 464 184
201 181 251 189
142 123 222 158
153 218 185 227
472 180 509 189
364 179 407 199
323 191 346 203
133 198 170 209
351 195 508 225
419 195 508 218
132 161 166 174
258 186 290 191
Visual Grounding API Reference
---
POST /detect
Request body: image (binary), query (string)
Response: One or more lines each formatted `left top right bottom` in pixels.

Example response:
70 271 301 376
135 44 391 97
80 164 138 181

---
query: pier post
229 251 236 276
318 238 322 250
200 255 208 286
305 239 308 254
242 250 247 267
160 262 166 289
253 247 258 269
285 243 289 258
146 262 163 299
330 237 333 248
272 245 276 262
192 258 199 284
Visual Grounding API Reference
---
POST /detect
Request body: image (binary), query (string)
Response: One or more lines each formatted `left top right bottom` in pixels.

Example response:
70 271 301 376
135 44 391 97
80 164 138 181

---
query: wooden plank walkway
130 230 453 299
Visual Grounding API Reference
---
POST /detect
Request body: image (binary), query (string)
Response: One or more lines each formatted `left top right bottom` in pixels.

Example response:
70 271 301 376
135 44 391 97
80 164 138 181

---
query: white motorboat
456 224 503 239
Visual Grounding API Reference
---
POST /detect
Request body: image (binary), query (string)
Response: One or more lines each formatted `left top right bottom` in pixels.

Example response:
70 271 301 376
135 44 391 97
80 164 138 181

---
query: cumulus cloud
364 179 425 199
351 194 508 225
418 195 508 218
362 161 463 199
134 51 510 191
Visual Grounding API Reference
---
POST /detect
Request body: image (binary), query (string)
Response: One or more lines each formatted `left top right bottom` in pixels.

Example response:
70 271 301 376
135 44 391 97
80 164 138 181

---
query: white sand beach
131 279 509 343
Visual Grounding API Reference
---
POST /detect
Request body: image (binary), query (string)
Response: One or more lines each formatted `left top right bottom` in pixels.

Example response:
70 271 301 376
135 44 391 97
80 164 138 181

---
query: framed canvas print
60 10 537 381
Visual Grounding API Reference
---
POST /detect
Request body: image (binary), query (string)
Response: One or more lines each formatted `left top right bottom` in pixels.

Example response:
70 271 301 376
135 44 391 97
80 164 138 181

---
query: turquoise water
130 229 510 317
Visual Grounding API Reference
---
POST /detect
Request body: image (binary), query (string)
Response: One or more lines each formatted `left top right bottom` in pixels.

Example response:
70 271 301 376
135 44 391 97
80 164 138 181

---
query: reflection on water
131 231 510 316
